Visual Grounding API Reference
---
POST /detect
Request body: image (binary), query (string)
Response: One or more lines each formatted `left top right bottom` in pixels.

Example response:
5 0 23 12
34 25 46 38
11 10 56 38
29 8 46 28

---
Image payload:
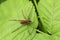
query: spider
9 6 38 40
10 6 34 35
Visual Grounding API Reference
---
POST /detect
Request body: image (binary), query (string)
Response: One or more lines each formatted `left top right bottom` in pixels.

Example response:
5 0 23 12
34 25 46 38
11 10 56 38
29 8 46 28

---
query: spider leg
8 19 22 23
27 25 32 35
8 18 20 21
12 25 27 40
22 10 27 19
12 25 24 33
27 6 33 20
25 25 36 40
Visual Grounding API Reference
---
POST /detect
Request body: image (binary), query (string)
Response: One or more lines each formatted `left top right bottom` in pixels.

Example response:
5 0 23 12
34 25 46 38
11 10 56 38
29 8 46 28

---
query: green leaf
37 0 60 34
1 0 60 40
33 33 51 40
51 32 60 40
0 0 38 40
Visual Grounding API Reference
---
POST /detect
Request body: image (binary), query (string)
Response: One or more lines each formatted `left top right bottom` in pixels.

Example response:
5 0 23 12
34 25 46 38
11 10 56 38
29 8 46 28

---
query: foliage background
0 0 60 40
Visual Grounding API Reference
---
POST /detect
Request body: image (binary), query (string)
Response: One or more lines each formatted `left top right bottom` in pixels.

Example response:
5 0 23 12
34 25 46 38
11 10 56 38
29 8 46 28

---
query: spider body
10 6 33 34
20 19 31 24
